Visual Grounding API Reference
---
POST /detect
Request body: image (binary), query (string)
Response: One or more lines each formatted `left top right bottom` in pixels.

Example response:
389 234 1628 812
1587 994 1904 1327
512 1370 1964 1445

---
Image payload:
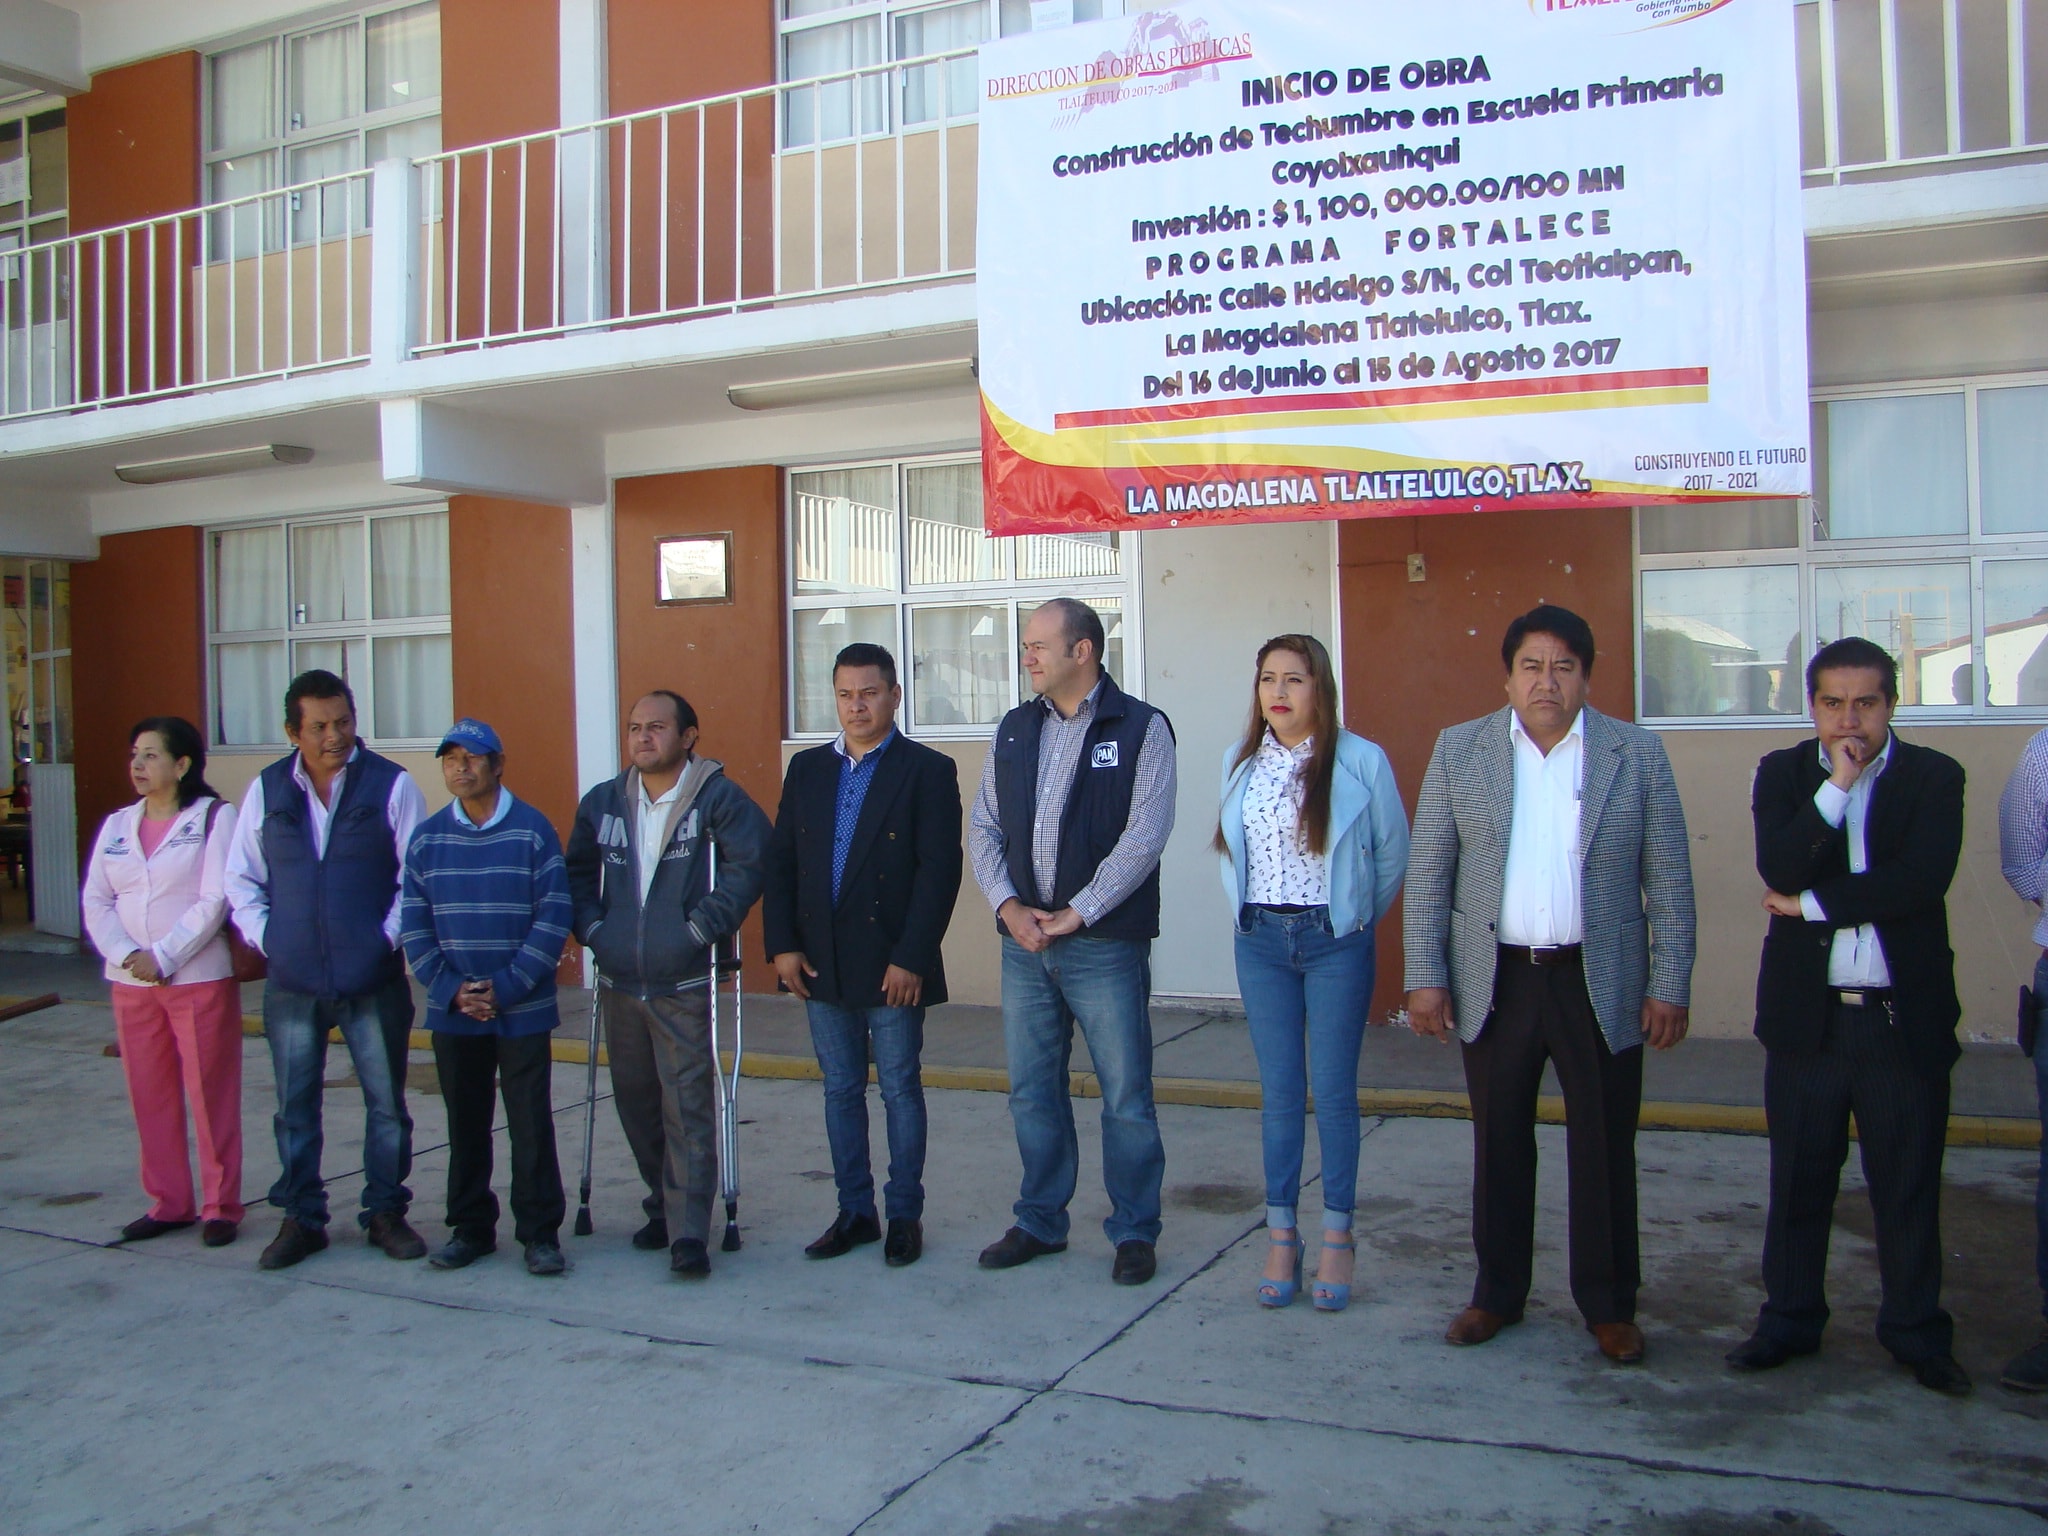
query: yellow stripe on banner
983 391 1737 502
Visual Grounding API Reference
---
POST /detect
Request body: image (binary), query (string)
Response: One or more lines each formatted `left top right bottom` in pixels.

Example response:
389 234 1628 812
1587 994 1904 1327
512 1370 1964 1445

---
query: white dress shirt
1497 709 1584 947
637 772 687 902
1242 730 1331 905
222 748 428 954
1798 736 1893 987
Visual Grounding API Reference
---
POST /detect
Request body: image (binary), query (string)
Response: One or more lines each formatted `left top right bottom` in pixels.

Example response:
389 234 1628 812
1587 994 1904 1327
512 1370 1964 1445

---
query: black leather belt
1831 987 1893 1008
1499 942 1582 966
1249 903 1317 915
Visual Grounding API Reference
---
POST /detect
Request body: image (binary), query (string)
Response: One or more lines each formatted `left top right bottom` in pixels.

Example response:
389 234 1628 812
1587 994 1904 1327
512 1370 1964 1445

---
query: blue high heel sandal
1258 1231 1304 1308
1313 1234 1355 1313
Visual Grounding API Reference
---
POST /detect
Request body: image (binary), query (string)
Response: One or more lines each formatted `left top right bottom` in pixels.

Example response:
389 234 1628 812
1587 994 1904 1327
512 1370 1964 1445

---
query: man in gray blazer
1404 605 1695 1364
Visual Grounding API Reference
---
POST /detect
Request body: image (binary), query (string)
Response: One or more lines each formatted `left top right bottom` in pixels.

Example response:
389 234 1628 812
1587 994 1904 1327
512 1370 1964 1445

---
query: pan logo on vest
1092 743 1121 769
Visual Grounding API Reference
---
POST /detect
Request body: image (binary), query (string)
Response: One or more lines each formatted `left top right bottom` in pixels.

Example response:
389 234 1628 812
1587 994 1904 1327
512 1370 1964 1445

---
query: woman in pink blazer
81 717 245 1247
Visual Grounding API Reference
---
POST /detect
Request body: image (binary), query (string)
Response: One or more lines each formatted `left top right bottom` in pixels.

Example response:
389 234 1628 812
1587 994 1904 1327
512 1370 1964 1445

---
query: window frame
1634 370 2048 727
784 452 1140 740
775 0 1128 145
200 0 442 254
203 502 454 751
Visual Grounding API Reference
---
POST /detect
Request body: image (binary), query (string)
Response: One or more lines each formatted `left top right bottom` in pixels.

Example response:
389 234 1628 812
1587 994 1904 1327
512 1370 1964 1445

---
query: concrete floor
2 994 2046 1534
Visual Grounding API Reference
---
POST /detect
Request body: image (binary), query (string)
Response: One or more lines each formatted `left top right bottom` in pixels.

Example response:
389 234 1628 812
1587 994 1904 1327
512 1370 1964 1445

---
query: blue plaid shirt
832 729 896 902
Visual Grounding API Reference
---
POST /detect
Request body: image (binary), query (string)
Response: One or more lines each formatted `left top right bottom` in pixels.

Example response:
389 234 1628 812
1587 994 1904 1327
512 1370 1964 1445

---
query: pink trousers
112 978 246 1223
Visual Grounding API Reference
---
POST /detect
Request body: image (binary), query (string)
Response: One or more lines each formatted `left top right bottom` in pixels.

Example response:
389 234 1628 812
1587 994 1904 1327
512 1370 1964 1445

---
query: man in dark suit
1730 637 1972 1395
764 642 963 1267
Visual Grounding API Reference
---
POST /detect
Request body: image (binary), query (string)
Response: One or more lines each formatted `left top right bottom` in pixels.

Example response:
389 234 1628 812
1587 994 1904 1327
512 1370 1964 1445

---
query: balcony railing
413 49 977 354
1797 0 2047 178
4 27 2040 425
0 166 373 419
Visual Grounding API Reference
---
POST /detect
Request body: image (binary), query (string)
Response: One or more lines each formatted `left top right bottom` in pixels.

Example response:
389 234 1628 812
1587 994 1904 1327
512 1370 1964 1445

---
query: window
1637 377 2048 721
778 0 1122 145
207 508 452 747
204 2 441 256
787 455 1131 736
0 104 69 413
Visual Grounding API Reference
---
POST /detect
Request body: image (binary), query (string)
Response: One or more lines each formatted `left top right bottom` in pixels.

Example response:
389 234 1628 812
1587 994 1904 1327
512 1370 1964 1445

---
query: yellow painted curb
166 1010 2048 1151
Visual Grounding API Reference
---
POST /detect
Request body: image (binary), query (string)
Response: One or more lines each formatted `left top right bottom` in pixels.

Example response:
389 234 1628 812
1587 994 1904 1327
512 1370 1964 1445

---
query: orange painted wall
607 0 776 318
447 497 578 836
439 0 559 339
69 528 207 861
1337 508 1637 1016
67 53 200 230
613 466 783 989
66 53 201 401
608 0 775 114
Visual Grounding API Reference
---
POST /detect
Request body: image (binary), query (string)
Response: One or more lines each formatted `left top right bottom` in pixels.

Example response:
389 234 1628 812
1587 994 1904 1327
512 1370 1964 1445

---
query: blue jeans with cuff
806 1000 927 1223
264 974 415 1229
1234 905 1376 1232
1002 933 1165 1248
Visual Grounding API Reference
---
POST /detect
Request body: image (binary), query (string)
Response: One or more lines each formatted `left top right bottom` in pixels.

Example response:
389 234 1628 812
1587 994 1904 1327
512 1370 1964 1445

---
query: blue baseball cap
435 718 503 757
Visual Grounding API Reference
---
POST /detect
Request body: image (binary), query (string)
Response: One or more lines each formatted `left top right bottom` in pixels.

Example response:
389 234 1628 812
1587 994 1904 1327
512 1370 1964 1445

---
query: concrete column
558 0 610 327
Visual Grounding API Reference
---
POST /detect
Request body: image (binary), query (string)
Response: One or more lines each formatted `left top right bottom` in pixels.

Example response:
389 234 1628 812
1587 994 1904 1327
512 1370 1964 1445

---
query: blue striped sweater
400 792 573 1037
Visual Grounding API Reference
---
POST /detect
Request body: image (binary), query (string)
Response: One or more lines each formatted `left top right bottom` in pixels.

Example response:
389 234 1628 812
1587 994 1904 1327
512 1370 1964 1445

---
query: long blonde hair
1214 634 1341 857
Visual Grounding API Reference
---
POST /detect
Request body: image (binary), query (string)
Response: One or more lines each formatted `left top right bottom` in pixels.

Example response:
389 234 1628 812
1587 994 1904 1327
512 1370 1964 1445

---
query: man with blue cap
400 718 575 1276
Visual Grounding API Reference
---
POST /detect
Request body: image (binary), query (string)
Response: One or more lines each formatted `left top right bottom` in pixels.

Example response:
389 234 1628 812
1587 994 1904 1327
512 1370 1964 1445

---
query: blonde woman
1217 636 1408 1310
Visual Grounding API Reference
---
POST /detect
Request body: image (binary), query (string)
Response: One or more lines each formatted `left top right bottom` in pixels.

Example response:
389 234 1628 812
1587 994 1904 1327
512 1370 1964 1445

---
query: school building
0 0 2044 1036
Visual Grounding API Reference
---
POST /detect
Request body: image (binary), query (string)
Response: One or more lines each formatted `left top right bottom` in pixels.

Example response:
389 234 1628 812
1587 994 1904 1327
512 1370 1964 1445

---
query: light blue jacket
1218 730 1411 936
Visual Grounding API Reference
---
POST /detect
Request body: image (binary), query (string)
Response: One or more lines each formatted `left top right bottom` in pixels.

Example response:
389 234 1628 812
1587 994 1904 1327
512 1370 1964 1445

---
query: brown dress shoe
1593 1322 1646 1364
1445 1307 1516 1346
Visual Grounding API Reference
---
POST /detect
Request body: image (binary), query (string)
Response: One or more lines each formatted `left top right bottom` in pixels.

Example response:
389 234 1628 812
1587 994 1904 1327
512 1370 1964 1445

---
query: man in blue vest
225 670 430 1271
968 598 1177 1285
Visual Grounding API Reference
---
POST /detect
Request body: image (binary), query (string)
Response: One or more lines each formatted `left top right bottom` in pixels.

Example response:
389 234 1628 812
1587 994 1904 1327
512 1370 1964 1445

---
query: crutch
707 838 745 1252
573 979 601 1237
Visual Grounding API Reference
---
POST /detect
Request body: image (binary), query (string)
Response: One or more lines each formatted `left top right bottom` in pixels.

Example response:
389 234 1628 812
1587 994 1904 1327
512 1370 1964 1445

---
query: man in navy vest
968 598 1176 1285
225 670 429 1271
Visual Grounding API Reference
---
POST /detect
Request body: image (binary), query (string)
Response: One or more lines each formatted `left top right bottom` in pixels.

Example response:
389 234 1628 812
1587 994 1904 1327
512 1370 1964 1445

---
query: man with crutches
565 690 770 1279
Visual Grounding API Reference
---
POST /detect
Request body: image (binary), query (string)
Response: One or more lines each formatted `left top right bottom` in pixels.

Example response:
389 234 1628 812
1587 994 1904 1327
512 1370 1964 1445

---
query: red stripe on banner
1050 367 1710 431
981 399 1741 536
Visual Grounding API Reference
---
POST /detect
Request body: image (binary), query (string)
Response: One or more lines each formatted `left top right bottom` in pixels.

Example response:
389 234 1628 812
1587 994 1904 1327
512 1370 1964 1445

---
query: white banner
976 0 1810 534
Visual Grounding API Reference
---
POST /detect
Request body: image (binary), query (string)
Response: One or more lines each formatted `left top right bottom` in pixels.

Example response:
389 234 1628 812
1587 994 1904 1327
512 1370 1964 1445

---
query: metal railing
1798 0 2046 177
0 166 373 420
412 48 978 355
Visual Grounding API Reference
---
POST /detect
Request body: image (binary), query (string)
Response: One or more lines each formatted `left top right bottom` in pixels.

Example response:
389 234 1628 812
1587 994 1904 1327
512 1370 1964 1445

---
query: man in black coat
1729 637 1972 1395
764 642 963 1267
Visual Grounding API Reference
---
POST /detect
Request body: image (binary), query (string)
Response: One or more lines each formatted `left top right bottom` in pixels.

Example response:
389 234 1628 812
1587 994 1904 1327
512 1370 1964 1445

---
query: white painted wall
1139 519 1334 999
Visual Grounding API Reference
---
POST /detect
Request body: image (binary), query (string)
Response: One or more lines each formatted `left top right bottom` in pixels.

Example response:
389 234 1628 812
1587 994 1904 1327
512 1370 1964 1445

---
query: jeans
1234 906 1375 1231
2034 954 2048 1321
264 975 415 1229
1002 933 1165 1247
806 1001 927 1222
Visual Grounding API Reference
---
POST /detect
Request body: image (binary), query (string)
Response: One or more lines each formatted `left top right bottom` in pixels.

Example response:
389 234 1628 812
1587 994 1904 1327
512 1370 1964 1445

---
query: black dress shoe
805 1210 882 1259
201 1220 238 1248
1911 1354 1973 1397
258 1218 329 1271
1111 1240 1157 1286
429 1233 497 1270
670 1238 711 1278
119 1215 195 1243
631 1217 670 1251
978 1226 1067 1269
884 1218 923 1267
365 1211 428 1261
1725 1332 1813 1372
